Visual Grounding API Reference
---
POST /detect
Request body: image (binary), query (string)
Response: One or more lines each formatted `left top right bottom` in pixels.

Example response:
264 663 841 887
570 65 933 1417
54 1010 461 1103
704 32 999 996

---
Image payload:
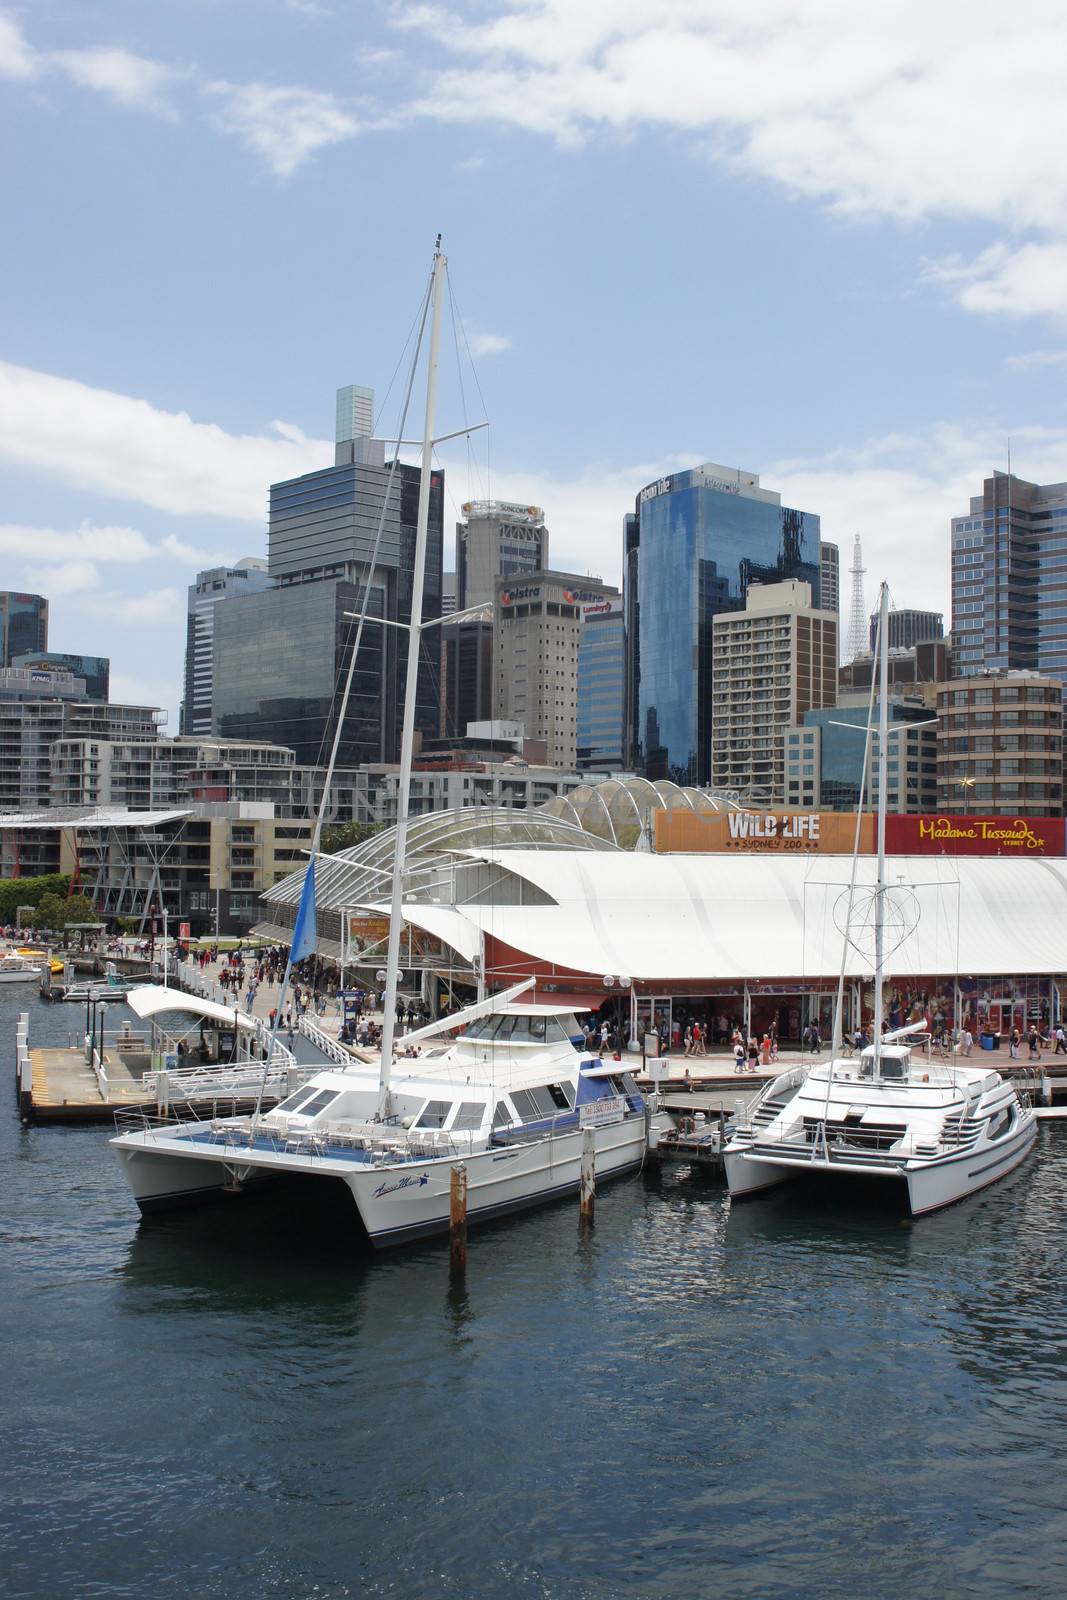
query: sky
3 0 1067 726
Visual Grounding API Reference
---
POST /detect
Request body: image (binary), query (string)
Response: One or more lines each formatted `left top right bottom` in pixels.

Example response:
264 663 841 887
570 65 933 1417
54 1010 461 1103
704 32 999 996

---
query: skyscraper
212 386 443 766
711 580 838 801
457 501 548 610
494 570 619 769
867 607 943 654
951 471 1067 681
819 541 840 619
0 592 48 666
576 599 625 772
180 559 271 735
624 463 821 784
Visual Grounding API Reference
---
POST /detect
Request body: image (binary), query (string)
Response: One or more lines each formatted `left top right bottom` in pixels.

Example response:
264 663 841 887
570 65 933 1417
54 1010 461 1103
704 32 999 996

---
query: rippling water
4 989 1067 1599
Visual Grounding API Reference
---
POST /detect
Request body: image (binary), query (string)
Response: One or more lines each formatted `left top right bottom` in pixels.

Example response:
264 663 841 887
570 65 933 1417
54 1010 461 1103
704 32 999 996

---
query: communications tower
846 533 868 661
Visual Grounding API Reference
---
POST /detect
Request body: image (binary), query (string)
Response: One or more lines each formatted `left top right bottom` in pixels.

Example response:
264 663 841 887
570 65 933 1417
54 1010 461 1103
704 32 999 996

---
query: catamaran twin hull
113 1117 652 1248
724 1111 1037 1216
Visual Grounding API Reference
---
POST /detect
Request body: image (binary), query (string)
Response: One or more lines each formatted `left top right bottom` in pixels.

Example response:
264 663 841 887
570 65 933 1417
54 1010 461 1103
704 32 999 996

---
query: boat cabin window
451 1101 485 1131
492 1099 515 1128
415 1099 452 1129
546 1082 572 1109
297 1090 341 1119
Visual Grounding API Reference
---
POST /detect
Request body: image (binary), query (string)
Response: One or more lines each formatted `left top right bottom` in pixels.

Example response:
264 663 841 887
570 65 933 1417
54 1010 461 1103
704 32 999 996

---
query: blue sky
3 0 1067 724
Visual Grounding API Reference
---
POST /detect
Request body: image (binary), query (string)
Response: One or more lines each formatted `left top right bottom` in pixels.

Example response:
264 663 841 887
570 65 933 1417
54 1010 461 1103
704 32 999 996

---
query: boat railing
298 1015 353 1066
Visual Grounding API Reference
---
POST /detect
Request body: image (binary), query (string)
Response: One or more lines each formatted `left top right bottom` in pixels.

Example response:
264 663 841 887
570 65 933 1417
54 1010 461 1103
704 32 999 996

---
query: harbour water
4 988 1067 1599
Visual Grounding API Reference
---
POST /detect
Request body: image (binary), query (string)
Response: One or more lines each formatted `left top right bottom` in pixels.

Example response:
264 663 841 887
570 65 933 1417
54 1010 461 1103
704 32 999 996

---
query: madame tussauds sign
885 815 1065 856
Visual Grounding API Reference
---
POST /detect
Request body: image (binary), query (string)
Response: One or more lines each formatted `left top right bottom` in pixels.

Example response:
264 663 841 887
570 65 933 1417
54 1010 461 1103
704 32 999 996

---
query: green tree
34 893 65 931
63 893 97 926
0 873 72 923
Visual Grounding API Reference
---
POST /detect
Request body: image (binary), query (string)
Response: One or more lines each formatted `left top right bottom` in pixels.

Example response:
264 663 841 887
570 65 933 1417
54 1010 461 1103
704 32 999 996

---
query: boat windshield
461 1014 569 1044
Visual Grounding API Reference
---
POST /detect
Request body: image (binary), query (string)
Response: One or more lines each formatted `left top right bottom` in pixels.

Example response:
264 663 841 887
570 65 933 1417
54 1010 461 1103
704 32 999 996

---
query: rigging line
444 266 492 504
373 291 429 441
250 272 433 1136
308 278 434 777
445 270 476 504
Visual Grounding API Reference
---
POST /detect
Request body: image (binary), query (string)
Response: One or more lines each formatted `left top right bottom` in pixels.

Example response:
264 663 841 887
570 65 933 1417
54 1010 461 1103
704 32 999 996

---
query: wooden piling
449 1163 468 1275
579 1126 596 1224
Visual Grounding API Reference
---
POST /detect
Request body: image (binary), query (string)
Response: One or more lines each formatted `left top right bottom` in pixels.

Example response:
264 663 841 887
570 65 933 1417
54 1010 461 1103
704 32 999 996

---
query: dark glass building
441 619 493 740
0 592 48 666
11 651 110 701
577 604 624 771
213 433 443 766
625 463 821 784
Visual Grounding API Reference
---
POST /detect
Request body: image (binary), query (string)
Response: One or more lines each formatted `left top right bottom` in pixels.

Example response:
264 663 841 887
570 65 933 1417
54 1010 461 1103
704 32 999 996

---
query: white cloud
159 532 234 566
90 587 183 624
0 13 37 79
0 360 330 522
395 0 1067 319
468 330 511 358
455 154 485 172
21 559 101 597
925 242 1067 320
204 79 361 176
1006 348 1067 372
51 46 181 117
0 522 155 563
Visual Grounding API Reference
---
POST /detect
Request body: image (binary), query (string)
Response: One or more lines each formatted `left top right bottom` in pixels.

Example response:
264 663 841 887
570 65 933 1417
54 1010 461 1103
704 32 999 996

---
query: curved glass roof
540 776 744 849
264 805 615 913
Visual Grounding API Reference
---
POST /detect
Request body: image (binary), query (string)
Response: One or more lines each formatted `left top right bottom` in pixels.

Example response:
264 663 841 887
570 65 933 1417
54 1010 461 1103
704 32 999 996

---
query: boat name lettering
372 1173 430 1198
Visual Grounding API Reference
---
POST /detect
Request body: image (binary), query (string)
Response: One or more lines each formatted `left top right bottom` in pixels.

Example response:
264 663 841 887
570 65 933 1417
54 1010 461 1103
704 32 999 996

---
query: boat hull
725 1112 1037 1217
113 1114 661 1245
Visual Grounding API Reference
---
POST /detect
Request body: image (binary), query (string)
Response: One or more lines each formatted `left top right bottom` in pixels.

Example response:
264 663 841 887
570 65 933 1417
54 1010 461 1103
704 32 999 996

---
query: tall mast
377 244 446 1116
872 579 889 1078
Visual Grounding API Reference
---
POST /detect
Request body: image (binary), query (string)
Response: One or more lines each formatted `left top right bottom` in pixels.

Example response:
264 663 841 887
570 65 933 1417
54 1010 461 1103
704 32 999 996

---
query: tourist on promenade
733 1040 746 1073
760 1035 772 1066
960 1026 974 1056
1029 1026 1041 1061
747 1036 759 1072
1055 1025 1067 1056
1009 1029 1020 1060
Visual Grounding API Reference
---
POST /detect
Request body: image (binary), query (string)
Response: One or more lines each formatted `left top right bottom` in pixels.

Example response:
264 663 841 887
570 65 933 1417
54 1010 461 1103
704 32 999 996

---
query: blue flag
291 856 317 963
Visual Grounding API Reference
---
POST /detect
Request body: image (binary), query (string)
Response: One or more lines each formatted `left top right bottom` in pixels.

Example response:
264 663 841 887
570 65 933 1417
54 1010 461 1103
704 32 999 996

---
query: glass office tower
625 463 821 785
213 431 443 766
577 605 625 771
0 592 48 666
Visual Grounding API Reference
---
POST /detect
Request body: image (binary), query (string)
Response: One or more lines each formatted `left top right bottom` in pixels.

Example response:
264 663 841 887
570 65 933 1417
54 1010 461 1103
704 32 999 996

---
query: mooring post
449 1162 468 1275
580 1126 596 1224
718 1107 727 1156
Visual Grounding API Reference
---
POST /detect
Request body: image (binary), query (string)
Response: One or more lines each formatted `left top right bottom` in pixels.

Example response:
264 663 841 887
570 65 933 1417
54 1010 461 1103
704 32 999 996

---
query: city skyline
2 2 1067 724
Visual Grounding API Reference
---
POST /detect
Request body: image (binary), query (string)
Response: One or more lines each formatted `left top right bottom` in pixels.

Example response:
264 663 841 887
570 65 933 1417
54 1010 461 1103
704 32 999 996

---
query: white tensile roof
409 850 1067 981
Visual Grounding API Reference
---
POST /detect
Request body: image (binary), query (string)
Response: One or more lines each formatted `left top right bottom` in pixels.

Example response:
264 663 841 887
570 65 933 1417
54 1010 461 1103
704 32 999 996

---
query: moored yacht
723 1026 1036 1215
112 998 665 1246
723 580 1038 1216
112 242 668 1249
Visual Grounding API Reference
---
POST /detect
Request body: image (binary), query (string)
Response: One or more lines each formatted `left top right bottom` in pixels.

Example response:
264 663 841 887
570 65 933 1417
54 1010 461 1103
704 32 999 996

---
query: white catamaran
112 244 668 1247
722 582 1038 1216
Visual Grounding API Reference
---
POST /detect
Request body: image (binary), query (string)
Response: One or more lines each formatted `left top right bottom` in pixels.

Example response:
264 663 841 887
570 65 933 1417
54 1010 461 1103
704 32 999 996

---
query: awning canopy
125 984 259 1030
441 850 1067 981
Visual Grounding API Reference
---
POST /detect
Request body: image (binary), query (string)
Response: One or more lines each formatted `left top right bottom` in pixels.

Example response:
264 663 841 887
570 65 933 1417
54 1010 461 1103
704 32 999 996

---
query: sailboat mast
378 245 446 1112
872 580 889 1077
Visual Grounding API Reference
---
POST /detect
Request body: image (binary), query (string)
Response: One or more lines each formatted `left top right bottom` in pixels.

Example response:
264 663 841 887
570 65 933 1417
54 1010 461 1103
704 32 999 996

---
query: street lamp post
97 1001 108 1070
